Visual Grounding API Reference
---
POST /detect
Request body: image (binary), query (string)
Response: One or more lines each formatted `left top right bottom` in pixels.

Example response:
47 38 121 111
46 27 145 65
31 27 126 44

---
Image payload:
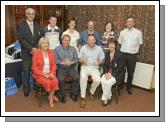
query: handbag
5 77 18 96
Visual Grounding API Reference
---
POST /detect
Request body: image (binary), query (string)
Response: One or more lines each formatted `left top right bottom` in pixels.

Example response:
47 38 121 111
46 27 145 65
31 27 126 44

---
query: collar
67 29 76 34
61 44 70 50
86 44 96 50
87 30 94 34
26 20 33 25
104 31 114 35
48 25 59 30
127 27 135 31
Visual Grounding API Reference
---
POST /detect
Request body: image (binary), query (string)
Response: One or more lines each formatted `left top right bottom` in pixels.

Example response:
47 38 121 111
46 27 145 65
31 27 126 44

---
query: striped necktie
29 23 34 35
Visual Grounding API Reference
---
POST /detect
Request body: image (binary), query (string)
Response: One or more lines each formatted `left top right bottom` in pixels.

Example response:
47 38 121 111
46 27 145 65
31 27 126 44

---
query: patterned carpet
5 86 155 112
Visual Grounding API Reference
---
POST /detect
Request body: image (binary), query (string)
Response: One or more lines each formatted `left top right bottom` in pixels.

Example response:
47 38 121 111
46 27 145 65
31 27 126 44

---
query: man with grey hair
79 34 105 108
54 34 79 103
79 20 101 47
17 8 41 97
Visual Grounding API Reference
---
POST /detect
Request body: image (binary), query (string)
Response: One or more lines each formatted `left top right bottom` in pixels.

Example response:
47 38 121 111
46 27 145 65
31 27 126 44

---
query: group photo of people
4 4 156 113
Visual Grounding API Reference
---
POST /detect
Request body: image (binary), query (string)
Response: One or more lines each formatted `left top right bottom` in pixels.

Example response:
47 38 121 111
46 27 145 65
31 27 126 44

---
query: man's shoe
80 98 86 108
24 91 29 97
108 98 112 104
119 83 124 89
127 89 132 95
61 96 66 103
70 94 77 102
89 93 95 101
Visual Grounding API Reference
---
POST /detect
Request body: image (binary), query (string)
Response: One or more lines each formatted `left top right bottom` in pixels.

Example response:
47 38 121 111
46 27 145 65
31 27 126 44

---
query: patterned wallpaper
68 5 155 64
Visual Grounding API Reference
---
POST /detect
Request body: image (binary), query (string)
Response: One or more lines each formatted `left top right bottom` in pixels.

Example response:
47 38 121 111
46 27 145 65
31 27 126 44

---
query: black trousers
22 60 32 92
57 66 80 97
122 52 137 90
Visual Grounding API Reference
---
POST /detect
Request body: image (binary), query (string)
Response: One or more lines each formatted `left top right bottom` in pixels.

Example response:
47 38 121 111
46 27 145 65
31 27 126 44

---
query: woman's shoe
52 96 59 102
102 100 108 107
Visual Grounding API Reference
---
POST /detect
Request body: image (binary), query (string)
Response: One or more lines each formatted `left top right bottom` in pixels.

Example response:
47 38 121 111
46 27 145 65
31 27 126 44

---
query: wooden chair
111 81 121 104
64 75 100 98
64 76 73 90
35 82 47 107
97 81 121 104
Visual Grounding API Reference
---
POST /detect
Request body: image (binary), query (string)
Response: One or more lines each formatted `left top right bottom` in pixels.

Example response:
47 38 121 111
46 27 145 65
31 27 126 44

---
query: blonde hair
38 37 50 49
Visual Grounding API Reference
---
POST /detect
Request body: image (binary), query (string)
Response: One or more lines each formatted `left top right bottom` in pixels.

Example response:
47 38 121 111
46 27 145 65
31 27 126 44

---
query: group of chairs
35 75 122 107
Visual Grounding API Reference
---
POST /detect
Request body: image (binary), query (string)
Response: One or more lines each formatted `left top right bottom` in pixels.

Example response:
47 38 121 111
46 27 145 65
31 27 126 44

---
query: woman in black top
101 38 125 106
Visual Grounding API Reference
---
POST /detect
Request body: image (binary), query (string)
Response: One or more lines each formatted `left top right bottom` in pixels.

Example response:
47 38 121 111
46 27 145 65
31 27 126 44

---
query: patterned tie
29 23 34 35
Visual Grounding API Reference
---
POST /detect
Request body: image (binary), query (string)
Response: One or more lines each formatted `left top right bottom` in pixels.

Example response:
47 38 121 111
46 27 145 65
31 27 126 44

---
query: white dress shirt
118 27 143 54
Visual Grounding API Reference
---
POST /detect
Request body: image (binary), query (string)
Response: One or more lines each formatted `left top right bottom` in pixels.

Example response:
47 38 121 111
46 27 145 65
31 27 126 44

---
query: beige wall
68 5 155 64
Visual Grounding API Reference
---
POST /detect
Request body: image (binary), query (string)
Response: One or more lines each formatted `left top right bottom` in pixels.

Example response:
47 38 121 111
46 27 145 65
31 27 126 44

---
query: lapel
38 50 44 68
24 20 35 39
33 23 37 39
112 51 118 62
111 51 118 69
47 50 52 66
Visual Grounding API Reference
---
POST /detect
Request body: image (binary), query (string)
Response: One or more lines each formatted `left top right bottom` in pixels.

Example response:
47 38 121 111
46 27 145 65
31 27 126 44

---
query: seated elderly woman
101 38 125 106
32 37 59 108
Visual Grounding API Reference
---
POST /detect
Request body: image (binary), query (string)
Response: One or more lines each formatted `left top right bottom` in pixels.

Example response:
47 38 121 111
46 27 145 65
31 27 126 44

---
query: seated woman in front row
32 37 59 108
101 38 125 106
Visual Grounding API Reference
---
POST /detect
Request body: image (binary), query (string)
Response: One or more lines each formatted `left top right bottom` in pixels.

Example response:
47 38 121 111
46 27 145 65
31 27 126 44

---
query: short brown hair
48 14 57 20
88 34 95 39
104 21 114 32
108 37 118 49
68 17 77 24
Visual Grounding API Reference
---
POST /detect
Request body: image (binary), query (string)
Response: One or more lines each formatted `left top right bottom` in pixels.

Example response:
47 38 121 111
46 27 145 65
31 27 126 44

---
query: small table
5 61 22 88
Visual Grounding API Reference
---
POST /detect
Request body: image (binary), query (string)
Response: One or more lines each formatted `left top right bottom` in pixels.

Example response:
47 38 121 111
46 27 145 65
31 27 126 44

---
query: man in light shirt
118 16 143 95
42 15 62 50
79 34 105 108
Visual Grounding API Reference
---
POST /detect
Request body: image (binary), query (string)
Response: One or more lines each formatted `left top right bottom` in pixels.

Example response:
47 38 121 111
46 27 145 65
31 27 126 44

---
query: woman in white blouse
61 17 80 54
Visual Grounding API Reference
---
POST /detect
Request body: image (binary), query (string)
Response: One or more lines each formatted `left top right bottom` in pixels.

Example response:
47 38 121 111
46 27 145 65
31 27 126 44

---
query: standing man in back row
42 14 62 50
118 16 143 95
79 20 101 47
17 8 41 97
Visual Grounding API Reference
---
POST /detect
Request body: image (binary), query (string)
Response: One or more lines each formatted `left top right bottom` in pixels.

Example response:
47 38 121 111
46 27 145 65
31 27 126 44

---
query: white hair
25 8 35 15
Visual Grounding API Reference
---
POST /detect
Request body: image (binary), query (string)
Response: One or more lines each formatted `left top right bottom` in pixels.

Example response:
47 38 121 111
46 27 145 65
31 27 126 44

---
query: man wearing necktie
17 8 41 97
29 22 34 36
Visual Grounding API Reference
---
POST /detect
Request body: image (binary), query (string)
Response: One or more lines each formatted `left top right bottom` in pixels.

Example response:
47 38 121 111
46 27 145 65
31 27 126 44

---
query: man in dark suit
17 8 41 97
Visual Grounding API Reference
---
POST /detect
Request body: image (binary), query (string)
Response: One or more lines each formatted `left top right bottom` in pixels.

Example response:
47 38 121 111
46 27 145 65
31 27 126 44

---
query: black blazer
17 20 41 60
103 50 125 82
